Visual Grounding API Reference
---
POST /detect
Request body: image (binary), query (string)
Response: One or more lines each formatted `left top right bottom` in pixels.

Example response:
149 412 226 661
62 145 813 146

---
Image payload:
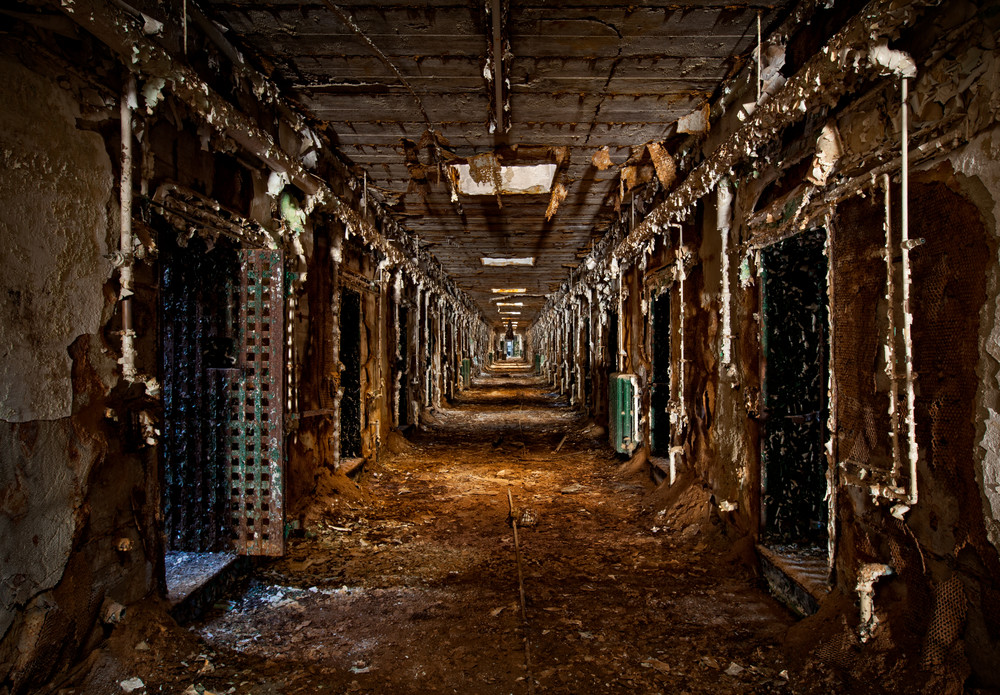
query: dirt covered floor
48 363 861 694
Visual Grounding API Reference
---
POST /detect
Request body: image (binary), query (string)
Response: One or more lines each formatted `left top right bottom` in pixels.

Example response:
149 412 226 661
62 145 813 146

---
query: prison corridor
80 362 845 695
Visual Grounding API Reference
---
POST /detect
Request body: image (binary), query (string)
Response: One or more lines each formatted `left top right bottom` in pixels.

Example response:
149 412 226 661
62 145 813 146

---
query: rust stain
592 146 614 170
646 142 676 189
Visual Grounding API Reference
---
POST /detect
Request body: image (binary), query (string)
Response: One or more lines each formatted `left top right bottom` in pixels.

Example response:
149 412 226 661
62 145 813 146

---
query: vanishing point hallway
163 363 833 695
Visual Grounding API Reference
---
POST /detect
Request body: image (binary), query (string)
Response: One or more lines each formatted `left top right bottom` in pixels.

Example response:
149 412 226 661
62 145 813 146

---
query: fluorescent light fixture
500 311 521 315
453 163 557 196
496 302 524 307
481 256 535 267
492 288 526 294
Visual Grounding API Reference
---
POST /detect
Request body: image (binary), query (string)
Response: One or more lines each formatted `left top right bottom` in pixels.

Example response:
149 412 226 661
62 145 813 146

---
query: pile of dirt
293 465 370 526
46 599 228 695
615 448 649 479
383 429 413 455
641 468 715 543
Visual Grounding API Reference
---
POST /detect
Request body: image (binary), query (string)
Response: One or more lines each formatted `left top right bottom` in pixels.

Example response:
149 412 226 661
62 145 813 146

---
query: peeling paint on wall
0 57 112 422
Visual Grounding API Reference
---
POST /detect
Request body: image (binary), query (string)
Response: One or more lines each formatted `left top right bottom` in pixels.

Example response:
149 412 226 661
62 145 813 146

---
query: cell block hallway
1 1 1000 694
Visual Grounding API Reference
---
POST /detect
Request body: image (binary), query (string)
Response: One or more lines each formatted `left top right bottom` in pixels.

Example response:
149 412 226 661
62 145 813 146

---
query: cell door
650 291 672 456
228 249 286 556
161 237 240 553
162 244 286 557
760 228 829 547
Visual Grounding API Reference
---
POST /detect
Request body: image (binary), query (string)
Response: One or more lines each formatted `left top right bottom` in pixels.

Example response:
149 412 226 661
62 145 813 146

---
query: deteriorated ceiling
206 0 791 327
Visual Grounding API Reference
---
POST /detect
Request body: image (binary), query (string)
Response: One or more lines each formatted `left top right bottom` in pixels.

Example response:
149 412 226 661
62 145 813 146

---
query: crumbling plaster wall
0 56 112 422
0 52 158 693
951 126 1000 556
0 54 114 641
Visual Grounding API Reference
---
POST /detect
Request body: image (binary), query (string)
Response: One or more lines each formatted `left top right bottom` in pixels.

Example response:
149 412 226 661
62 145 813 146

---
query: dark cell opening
761 227 829 548
340 288 363 458
567 321 576 394
397 305 410 427
583 317 592 407
650 290 672 456
607 311 619 372
161 235 239 552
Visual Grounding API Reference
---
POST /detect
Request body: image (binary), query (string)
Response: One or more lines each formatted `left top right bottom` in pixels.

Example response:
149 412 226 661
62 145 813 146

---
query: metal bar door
228 249 285 556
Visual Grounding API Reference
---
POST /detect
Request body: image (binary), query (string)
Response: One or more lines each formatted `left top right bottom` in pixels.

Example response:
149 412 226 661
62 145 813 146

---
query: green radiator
461 357 471 388
609 373 638 454
534 353 543 375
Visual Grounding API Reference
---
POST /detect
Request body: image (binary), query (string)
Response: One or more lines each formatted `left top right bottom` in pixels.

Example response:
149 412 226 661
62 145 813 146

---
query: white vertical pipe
900 76 918 505
884 174 902 482
677 225 686 421
119 74 137 382
718 182 733 367
617 271 624 372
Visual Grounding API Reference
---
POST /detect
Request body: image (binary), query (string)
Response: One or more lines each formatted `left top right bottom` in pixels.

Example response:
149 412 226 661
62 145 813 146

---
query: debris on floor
51 368 858 694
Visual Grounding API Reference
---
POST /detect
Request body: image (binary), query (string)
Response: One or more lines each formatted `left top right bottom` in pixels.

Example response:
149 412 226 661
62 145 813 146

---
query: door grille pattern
228 249 285 556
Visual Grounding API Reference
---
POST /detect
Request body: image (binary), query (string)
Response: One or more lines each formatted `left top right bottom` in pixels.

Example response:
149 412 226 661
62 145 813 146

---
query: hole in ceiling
452 163 557 196
481 256 536 267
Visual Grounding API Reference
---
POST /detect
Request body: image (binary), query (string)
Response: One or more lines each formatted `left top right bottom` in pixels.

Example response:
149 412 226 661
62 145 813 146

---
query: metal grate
228 249 285 557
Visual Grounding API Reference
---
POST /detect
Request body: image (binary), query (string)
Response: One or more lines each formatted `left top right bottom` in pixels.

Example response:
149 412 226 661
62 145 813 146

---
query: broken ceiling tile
676 103 710 135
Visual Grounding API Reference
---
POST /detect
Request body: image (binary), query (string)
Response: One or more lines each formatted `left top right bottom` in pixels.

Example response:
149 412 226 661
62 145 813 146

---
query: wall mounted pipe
717 181 734 368
535 0 929 333
330 230 344 470
58 0 490 337
856 562 893 643
884 174 902 483
119 74 138 382
899 75 919 506
675 224 687 423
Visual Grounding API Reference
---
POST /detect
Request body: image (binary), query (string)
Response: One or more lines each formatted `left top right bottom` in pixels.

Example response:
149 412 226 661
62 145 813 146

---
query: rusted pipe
883 174 902 484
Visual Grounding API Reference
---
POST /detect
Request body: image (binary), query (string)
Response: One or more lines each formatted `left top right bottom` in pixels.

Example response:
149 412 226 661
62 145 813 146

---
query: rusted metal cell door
227 249 286 556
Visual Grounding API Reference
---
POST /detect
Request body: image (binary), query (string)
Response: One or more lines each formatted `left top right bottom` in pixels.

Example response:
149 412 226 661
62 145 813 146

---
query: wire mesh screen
830 196 897 488
161 238 239 552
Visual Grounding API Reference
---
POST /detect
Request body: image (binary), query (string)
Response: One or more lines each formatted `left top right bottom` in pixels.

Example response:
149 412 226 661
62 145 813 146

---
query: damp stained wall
0 54 114 641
